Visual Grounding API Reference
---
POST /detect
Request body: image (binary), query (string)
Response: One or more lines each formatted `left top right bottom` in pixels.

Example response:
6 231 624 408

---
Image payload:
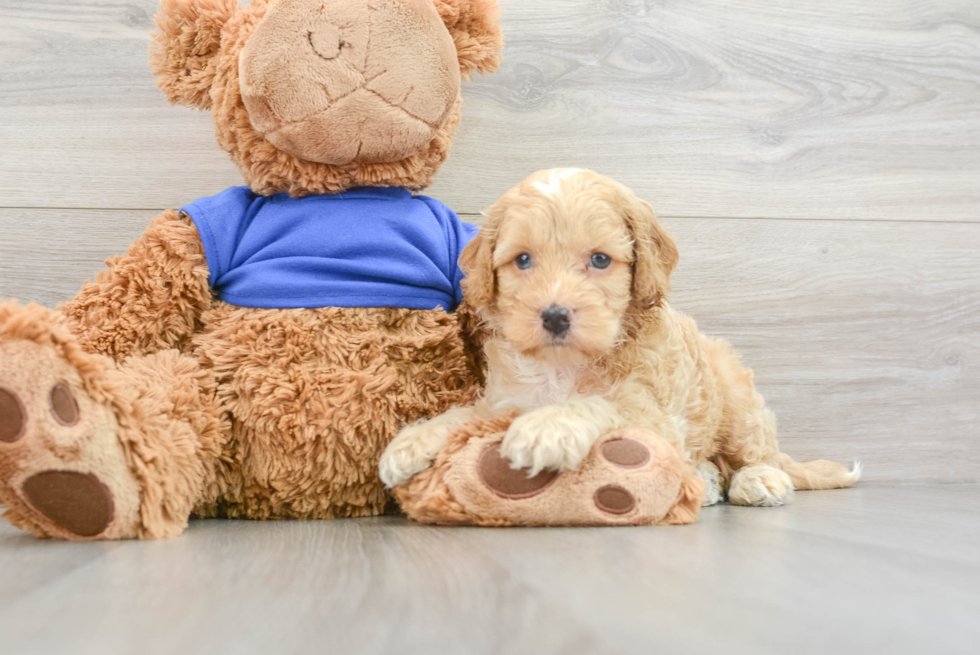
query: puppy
380 169 860 506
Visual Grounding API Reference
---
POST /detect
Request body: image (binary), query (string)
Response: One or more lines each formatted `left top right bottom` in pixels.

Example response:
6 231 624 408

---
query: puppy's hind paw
728 464 794 507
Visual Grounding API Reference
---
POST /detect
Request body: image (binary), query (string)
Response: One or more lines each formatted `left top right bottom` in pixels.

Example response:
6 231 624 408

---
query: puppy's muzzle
541 305 571 339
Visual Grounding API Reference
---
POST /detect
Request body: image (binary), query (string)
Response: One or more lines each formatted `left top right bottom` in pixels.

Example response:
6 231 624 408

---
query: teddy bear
0 0 503 540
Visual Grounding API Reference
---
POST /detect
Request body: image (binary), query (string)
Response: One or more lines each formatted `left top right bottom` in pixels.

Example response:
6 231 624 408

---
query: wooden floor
0 484 976 655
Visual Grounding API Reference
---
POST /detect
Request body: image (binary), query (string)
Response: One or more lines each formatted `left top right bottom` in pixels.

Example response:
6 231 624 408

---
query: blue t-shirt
180 186 477 311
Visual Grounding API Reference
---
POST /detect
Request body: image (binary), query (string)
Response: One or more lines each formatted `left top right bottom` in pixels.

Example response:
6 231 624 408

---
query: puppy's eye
515 253 533 270
590 253 612 269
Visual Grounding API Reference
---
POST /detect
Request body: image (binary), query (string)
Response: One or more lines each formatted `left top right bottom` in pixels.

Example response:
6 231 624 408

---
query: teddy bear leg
0 302 227 540
394 419 706 527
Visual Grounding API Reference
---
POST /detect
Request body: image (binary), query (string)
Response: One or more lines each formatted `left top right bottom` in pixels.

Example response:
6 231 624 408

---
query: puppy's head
461 169 678 365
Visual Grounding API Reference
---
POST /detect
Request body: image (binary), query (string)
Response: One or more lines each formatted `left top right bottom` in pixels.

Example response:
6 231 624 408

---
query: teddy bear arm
395 418 706 527
60 209 212 362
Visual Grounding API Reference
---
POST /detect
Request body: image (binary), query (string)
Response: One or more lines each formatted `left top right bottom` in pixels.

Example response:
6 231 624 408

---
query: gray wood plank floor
0 484 977 655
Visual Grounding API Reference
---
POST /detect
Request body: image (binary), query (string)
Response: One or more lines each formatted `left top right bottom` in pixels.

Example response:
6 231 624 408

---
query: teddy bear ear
435 0 505 78
149 0 240 110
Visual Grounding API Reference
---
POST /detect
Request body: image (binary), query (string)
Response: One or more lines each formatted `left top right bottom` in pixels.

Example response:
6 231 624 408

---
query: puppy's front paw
500 407 599 477
378 423 444 488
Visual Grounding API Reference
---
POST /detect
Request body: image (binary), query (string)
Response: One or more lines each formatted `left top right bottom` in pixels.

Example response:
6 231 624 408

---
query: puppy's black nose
541 305 571 338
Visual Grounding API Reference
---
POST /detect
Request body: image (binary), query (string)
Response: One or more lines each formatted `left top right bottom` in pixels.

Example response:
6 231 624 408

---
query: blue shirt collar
270 187 413 202
339 186 413 201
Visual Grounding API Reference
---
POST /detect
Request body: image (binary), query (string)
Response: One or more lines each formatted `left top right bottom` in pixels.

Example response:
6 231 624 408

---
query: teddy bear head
150 0 503 196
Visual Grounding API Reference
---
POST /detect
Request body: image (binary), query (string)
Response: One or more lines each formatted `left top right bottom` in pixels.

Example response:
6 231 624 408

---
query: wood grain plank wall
0 0 978 483
0 0 978 217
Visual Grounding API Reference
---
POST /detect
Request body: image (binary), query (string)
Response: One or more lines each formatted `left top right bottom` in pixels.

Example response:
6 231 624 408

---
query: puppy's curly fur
380 169 860 506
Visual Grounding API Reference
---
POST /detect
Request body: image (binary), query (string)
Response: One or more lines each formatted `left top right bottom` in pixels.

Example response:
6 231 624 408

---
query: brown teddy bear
0 0 503 540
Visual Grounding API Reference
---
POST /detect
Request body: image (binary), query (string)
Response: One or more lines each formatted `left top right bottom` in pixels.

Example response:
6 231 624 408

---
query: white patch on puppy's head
531 168 585 198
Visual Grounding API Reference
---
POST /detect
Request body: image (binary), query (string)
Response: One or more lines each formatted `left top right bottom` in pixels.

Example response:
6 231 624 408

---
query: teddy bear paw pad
0 387 27 442
22 471 114 537
49 383 80 426
594 484 637 515
478 442 558 499
600 438 650 468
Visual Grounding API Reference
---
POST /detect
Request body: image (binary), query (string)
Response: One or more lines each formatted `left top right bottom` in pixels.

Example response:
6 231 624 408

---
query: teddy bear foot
393 421 706 527
0 304 141 540
475 430 702 525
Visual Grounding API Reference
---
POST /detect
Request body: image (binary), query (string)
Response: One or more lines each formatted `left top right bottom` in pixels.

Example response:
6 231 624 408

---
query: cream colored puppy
379 169 859 506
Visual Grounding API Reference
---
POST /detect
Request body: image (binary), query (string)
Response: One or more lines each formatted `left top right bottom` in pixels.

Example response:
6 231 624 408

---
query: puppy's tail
777 454 862 490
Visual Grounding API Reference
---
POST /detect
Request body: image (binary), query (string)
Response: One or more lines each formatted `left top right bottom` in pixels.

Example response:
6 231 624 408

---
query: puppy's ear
459 210 500 313
624 194 679 314
435 0 505 78
150 0 240 110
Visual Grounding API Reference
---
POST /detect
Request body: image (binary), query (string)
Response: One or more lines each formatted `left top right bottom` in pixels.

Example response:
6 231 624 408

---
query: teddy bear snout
238 0 462 167
308 22 344 61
